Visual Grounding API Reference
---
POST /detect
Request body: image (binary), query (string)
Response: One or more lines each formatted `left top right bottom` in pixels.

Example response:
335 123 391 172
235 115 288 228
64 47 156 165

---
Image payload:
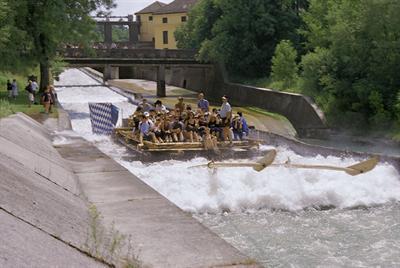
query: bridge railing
61 48 197 59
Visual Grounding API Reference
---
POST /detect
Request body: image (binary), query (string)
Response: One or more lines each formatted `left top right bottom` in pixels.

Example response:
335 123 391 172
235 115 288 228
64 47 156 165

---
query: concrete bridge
61 47 328 138
62 48 210 97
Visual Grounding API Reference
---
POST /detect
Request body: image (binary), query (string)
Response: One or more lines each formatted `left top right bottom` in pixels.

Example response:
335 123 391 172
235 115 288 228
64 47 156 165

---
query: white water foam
115 149 400 212
55 69 400 213
55 68 101 86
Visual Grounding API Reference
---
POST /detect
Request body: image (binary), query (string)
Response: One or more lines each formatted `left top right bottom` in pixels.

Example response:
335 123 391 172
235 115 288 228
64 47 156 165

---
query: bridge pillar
157 65 166 97
128 22 139 44
103 65 119 81
104 23 112 44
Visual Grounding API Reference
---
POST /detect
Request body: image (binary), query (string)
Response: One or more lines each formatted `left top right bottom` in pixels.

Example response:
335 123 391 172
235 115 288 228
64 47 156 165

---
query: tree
0 0 10 49
271 40 298 89
2 0 115 89
176 0 304 77
299 0 400 128
175 0 222 49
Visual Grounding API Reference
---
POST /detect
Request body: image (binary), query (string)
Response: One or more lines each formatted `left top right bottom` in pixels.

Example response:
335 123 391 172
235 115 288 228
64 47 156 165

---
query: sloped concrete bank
0 113 258 268
0 113 107 267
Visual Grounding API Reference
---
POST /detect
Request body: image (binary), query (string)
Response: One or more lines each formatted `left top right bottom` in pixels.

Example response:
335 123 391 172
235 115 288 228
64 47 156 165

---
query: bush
368 90 391 128
271 40 298 89
0 98 13 117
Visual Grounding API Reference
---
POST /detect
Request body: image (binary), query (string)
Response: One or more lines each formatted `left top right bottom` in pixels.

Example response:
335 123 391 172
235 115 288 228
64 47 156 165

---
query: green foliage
85 205 142 267
0 0 115 88
175 0 304 77
0 70 58 118
395 92 400 124
0 0 10 49
0 99 13 117
50 56 68 81
175 0 221 49
298 0 400 130
112 25 129 42
271 40 298 89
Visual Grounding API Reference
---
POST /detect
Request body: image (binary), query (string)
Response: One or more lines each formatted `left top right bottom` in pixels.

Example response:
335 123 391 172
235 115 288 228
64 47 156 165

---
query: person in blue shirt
197 93 209 112
138 114 157 145
237 111 249 137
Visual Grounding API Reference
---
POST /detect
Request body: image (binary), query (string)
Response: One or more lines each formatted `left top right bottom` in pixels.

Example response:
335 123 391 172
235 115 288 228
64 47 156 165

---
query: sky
111 0 174 16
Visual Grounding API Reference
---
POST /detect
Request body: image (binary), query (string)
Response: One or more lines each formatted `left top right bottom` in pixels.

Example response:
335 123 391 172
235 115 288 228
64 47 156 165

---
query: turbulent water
55 69 400 267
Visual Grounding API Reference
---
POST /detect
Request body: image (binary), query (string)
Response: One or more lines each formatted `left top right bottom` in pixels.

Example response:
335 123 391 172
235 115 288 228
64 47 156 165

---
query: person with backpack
31 80 39 104
41 86 53 114
11 79 18 99
25 80 34 107
6 80 12 98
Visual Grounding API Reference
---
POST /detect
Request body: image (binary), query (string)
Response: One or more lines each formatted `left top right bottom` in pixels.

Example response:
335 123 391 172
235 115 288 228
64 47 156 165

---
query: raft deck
114 128 259 153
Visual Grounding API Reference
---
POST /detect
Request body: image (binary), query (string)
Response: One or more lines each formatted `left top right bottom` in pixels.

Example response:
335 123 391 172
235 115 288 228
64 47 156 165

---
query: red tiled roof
135 1 167 15
153 0 199 15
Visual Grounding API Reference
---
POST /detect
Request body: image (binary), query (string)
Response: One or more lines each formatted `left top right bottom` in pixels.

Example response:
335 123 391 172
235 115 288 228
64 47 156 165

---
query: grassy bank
233 76 299 94
0 71 58 119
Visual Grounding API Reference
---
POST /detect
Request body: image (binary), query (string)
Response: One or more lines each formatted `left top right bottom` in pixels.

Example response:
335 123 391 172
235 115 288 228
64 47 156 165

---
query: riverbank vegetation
0 0 115 90
0 71 59 119
176 0 400 138
0 0 115 118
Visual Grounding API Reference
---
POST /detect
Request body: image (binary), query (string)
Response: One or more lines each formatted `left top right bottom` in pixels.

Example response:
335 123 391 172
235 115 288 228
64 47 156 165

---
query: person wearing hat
231 114 243 140
174 96 186 115
219 95 233 142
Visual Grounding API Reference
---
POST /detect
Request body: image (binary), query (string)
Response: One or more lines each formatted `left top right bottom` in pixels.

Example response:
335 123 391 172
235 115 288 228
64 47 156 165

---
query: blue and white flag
88 103 120 135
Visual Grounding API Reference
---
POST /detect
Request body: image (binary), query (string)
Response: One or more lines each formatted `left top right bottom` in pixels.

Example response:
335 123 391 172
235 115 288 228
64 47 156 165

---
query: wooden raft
113 128 259 152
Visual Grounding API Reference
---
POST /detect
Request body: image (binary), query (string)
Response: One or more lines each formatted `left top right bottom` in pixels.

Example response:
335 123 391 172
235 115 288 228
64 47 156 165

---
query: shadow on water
119 148 266 163
64 110 90 120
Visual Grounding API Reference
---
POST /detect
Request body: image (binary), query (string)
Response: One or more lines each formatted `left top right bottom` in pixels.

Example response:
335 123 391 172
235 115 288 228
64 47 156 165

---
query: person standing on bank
197 92 209 112
6 80 12 98
49 85 57 113
31 80 39 104
11 79 18 99
219 95 233 142
25 80 34 107
41 86 53 114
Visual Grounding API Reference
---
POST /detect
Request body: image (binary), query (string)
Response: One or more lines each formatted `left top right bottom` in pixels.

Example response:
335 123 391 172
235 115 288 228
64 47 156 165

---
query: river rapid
55 69 400 267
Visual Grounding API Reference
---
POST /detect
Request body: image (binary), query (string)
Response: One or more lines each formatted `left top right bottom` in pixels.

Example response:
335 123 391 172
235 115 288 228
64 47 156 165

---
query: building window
163 31 168 44
181 16 187 22
149 16 153 21
162 17 168 23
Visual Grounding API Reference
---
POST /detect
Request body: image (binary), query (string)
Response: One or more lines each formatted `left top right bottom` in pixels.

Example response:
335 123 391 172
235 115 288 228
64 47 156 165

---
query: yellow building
135 1 167 43
136 0 198 49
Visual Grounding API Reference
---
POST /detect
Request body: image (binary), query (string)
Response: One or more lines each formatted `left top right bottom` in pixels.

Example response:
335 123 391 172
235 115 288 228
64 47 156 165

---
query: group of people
6 78 57 114
129 93 249 147
6 79 19 99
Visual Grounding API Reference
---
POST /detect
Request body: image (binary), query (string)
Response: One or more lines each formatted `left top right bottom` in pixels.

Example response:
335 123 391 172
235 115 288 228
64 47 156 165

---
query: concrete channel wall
0 113 106 267
0 113 259 268
124 64 327 138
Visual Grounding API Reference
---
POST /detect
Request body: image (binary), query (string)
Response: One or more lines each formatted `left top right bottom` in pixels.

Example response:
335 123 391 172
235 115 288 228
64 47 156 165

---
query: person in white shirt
11 79 18 99
31 80 39 104
219 95 233 142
